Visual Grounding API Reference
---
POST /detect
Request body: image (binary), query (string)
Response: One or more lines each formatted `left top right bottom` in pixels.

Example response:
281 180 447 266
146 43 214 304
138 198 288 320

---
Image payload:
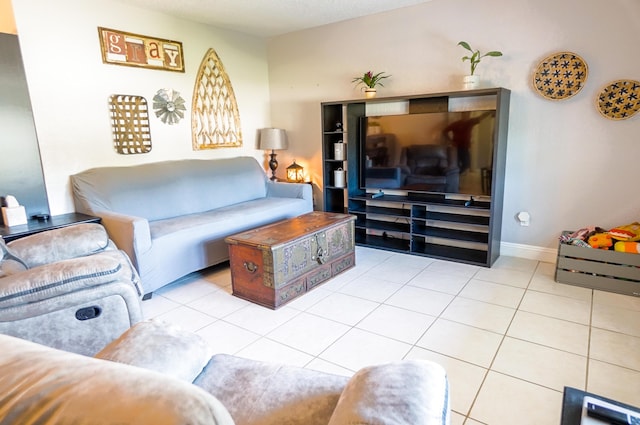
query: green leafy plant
352 71 390 90
458 41 503 76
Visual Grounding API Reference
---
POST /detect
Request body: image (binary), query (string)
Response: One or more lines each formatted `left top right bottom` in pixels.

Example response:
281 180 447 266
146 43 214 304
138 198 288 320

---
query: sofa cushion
96 319 212 382
328 360 450 425
0 237 28 278
0 334 235 425
195 353 349 425
148 196 311 240
71 157 269 221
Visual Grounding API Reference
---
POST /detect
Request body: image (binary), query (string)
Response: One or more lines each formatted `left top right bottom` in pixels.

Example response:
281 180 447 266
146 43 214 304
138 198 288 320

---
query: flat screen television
359 110 496 198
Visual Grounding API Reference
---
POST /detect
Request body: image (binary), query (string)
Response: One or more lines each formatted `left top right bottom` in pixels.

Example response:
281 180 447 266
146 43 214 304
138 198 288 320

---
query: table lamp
259 128 288 181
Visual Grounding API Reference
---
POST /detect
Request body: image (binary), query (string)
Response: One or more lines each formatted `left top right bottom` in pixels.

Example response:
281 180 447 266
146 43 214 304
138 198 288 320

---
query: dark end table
0 212 101 242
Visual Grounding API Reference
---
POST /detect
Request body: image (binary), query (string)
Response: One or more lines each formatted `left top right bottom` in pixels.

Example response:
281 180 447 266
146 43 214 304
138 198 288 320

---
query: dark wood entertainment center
321 87 510 267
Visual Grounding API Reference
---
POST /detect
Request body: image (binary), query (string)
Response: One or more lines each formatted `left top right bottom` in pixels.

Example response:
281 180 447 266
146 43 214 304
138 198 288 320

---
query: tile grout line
585 288 594 392
462 261 539 422
151 255 640 420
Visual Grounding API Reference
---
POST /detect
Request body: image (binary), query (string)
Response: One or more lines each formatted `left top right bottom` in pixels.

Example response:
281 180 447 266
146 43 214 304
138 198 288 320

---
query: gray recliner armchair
400 144 460 193
0 223 143 356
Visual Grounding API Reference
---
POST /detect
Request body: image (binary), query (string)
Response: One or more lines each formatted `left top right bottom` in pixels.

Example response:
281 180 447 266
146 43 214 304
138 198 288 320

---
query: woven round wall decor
532 52 588 100
596 79 640 120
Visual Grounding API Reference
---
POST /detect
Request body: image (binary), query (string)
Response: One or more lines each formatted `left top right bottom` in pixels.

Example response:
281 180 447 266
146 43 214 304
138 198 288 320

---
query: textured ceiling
123 0 434 37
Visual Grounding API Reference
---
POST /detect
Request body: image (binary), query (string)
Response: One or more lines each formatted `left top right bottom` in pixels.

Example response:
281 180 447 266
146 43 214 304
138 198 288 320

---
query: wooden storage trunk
555 231 640 297
225 212 356 309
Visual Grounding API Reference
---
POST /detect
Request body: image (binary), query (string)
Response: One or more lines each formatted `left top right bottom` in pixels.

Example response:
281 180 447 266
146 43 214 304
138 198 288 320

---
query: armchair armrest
328 360 450 425
266 181 312 202
93 210 151 270
8 223 112 268
0 250 141 309
444 166 460 176
0 334 235 425
365 166 405 189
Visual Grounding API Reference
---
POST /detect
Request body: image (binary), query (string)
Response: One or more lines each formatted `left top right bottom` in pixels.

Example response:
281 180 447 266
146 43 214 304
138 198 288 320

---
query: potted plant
458 41 502 89
352 71 390 98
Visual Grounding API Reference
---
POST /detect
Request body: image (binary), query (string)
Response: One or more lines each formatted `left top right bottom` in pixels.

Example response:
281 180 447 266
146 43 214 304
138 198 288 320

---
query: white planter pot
364 88 377 98
463 75 480 90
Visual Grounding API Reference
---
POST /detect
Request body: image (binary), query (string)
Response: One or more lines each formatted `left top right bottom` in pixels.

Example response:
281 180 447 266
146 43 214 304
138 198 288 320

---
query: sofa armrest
328 360 450 425
0 251 141 309
0 334 234 425
266 181 312 202
94 210 151 269
8 223 112 268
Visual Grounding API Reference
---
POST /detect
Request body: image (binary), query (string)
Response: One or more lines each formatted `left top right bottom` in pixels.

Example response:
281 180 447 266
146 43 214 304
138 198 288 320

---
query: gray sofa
0 320 451 425
71 156 313 297
0 223 142 356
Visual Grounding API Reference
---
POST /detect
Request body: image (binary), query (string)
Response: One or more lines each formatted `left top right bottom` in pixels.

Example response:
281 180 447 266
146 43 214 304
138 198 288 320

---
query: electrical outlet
517 211 530 226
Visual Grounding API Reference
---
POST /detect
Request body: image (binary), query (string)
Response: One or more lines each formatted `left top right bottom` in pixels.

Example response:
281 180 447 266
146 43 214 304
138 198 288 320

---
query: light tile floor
142 247 640 425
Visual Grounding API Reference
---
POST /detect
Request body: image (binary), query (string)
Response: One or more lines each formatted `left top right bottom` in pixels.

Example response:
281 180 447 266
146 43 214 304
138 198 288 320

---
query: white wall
9 0 640 259
267 0 640 256
11 0 272 214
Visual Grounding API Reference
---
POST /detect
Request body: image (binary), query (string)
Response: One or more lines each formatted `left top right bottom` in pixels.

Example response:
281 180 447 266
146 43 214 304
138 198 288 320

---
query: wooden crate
225 212 356 309
555 231 640 297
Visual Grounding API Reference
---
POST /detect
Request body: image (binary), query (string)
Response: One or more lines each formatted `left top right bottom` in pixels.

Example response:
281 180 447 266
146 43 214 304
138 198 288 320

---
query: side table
0 212 101 242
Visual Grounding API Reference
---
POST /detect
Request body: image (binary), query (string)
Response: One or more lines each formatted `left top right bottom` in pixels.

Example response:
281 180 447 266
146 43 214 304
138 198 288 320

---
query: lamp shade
259 128 288 150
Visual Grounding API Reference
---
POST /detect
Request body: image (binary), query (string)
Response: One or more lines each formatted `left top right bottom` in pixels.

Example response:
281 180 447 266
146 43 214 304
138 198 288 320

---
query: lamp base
268 150 278 181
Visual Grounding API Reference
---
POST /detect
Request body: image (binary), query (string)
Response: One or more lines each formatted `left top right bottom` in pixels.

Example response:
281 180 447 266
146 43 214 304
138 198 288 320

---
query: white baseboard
500 241 557 264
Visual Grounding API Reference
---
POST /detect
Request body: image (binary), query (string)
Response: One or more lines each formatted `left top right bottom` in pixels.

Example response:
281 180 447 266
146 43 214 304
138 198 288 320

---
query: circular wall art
532 51 588 100
596 79 640 120
153 88 186 124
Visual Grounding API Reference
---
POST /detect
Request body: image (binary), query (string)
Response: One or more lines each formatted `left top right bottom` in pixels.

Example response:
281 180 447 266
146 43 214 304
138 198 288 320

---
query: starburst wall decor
153 88 186 125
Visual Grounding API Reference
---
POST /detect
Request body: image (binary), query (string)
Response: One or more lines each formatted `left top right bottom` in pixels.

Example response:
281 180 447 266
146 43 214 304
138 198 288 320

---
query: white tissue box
2 206 28 227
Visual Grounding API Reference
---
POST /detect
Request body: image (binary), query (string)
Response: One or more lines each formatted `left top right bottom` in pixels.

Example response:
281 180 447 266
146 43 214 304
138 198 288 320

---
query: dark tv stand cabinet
321 88 510 267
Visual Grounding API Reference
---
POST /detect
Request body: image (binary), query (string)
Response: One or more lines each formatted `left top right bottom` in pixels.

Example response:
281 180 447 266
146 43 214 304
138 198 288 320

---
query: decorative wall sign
191 48 242 150
596 79 640 120
153 88 186 124
108 94 152 154
98 27 184 73
532 51 588 100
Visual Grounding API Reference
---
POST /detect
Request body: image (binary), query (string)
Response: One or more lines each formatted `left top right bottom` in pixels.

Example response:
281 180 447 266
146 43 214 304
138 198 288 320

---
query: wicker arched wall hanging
191 48 242 149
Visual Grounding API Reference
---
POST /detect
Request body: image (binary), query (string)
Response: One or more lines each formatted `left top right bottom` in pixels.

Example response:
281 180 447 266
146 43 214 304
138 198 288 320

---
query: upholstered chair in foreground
0 320 451 425
0 223 143 356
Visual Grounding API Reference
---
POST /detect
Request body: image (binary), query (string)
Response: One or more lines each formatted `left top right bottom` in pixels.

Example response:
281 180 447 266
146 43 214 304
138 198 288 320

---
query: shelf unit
321 102 365 213
349 193 492 265
321 88 510 267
